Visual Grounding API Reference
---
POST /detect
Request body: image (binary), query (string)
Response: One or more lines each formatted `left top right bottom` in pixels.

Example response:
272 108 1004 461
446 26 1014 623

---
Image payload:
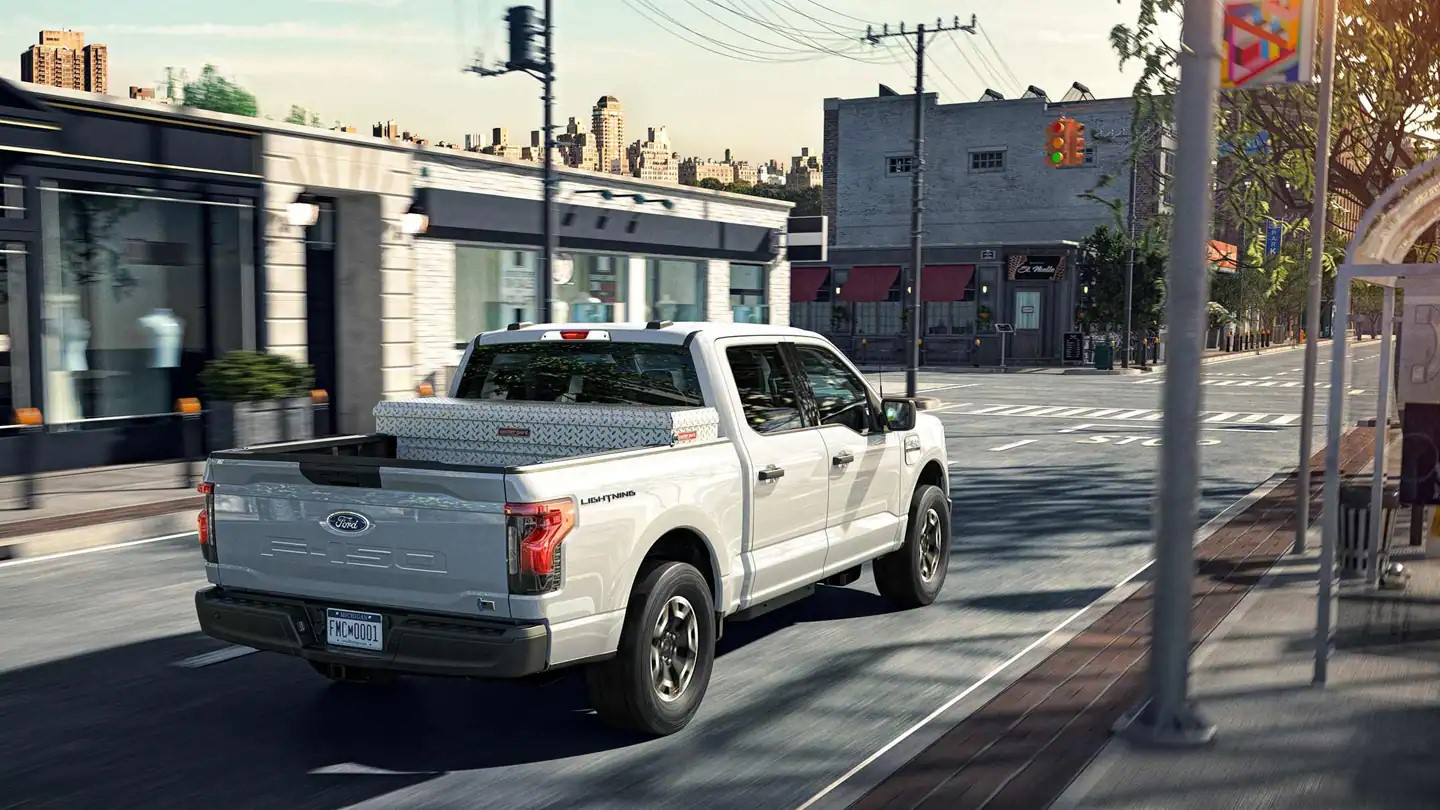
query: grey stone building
810 89 1168 365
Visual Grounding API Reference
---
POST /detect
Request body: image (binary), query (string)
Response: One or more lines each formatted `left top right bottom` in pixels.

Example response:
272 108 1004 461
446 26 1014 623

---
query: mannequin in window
138 307 184 368
45 296 87 422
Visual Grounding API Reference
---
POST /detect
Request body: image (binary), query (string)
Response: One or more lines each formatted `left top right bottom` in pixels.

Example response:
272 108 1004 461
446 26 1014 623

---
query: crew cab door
719 341 831 605
788 342 903 575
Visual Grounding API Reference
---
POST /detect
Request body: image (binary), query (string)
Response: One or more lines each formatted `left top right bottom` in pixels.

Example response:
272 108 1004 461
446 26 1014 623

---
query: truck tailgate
207 459 514 619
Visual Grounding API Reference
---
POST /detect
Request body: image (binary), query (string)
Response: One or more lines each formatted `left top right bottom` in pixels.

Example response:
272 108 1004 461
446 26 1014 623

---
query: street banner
1265 221 1283 257
1220 0 1319 89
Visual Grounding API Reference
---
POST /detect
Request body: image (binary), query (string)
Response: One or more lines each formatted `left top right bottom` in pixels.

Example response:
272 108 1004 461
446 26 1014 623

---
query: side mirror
882 398 917 431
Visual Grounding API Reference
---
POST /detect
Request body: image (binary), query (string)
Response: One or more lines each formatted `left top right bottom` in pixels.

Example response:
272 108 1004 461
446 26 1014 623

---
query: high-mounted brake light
197 482 218 563
540 330 611 342
560 330 590 340
505 498 576 594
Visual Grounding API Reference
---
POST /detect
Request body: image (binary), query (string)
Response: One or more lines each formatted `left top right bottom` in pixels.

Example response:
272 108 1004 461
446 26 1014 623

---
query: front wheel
874 484 951 608
585 561 715 736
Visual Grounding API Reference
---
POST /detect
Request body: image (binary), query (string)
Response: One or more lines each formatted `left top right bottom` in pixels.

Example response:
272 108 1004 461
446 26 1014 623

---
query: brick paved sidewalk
854 428 1375 810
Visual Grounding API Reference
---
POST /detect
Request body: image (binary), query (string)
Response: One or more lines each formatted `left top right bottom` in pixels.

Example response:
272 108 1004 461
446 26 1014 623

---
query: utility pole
468 3 555 323
1123 150 1137 368
865 15 977 398
1119 0 1222 748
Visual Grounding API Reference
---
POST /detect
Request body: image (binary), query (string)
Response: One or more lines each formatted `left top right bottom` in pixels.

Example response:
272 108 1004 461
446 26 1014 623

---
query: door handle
832 450 855 466
758 465 785 482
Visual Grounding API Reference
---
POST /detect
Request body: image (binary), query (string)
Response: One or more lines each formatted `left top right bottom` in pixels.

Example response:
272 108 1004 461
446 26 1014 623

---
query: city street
0 341 1385 810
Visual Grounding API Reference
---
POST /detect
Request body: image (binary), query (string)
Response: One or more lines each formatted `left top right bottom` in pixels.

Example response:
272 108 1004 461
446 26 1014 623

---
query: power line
797 0 875 24
622 0 827 62
946 33 999 98
977 21 1024 94
961 34 1017 95
913 38 975 101
716 0 893 62
681 0 843 56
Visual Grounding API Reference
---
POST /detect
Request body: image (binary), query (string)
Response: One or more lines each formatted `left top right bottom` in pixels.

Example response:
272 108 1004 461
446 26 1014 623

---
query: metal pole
1123 156 1136 369
1316 271 1350 684
1296 0 1339 555
1239 218 1248 350
1366 287 1395 586
1122 0 1221 748
539 0 556 324
905 25 926 399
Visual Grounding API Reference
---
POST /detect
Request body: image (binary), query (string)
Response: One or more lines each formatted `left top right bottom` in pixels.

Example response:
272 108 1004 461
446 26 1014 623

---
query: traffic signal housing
1069 120 1087 166
506 6 545 72
1046 119 1068 168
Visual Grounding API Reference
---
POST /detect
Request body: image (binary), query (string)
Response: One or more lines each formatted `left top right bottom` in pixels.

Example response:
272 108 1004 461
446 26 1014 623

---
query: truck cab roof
472 321 824 347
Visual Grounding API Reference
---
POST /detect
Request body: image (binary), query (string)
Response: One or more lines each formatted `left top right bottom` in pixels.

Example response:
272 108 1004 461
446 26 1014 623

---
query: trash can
1094 342 1114 371
1339 481 1399 580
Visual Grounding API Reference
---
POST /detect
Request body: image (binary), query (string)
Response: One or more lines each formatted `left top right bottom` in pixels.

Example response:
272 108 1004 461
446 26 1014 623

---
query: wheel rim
650 595 700 702
918 507 944 581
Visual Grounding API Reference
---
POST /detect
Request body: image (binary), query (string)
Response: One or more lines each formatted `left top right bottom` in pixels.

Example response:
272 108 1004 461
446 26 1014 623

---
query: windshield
454 341 704 407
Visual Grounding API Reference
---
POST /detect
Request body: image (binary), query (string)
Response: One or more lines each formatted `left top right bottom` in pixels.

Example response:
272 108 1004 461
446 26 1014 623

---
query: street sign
994 323 1015 333
1063 332 1084 363
1220 0 1319 89
1265 221 1283 257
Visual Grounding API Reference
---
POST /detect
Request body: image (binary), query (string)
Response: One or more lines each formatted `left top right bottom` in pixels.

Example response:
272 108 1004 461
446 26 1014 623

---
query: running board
729 584 815 622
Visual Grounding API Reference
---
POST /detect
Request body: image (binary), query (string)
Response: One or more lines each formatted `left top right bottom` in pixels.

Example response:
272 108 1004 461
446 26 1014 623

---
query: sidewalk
850 427 1378 809
0 462 201 560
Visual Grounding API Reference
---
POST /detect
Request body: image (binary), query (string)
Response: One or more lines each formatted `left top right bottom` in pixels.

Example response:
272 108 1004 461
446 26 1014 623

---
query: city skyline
3 0 1150 158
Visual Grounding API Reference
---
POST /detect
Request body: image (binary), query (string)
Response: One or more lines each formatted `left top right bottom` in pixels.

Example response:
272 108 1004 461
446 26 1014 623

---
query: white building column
627 255 647 321
706 259 733 323
550 253 575 323
768 258 791 326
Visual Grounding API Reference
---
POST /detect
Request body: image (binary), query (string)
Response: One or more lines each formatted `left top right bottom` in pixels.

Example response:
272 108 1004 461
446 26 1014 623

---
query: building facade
558 117 599 171
679 158 735 186
20 30 108 94
626 127 678 184
787 147 822 190
592 95 625 175
809 90 1167 365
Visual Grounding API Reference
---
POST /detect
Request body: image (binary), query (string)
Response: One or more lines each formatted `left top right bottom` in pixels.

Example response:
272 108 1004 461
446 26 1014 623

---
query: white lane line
0 531 197 571
1113 409 1151 420
1270 414 1301 425
923 402 970 414
173 646 258 669
988 440 1037 453
1205 412 1239 423
1239 412 1270 423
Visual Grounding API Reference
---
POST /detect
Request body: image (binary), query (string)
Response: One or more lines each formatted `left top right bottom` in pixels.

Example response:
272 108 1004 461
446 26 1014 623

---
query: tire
874 484 951 609
309 660 398 685
585 561 716 736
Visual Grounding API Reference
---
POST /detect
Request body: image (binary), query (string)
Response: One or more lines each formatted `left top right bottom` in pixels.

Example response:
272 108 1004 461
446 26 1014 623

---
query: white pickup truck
195 322 950 735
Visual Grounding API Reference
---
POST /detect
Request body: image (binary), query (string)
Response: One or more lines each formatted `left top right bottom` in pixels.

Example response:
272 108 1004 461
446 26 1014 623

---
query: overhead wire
721 0 893 63
978 21 1025 95
621 0 829 62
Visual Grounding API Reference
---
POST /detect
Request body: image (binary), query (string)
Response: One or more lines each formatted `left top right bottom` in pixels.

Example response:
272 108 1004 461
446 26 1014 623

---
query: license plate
326 609 384 651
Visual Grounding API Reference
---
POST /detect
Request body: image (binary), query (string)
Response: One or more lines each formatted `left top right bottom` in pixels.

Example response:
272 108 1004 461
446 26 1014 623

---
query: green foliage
1081 225 1166 333
697 177 725 190
200 351 315 403
683 177 822 216
284 104 322 127
182 65 258 117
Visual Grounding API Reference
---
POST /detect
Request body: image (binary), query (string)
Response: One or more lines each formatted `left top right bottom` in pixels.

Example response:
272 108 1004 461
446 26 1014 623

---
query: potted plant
200 351 317 449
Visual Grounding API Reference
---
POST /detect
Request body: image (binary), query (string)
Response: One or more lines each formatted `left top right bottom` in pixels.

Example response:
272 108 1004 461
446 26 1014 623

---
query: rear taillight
505 498 575 594
197 483 218 563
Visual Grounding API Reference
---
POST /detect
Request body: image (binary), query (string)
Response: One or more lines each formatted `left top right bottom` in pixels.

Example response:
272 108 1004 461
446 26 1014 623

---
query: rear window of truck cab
456 341 704 407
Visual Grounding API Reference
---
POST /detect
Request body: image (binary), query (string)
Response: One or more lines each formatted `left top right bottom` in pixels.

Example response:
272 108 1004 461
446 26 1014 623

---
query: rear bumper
195 586 549 678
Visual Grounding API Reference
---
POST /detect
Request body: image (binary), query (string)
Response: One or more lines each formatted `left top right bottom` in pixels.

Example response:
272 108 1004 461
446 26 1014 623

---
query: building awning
921 264 976 302
789 266 830 302
839 265 901 302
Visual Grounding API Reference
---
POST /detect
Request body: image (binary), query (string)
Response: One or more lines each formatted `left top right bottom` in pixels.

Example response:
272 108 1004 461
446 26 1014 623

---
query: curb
0 498 200 561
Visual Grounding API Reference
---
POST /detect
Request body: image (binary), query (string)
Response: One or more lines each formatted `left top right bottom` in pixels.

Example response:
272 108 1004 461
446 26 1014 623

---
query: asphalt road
0 341 1385 810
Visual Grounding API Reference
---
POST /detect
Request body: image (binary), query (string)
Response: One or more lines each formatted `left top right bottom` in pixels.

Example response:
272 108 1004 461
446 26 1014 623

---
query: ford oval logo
326 511 372 534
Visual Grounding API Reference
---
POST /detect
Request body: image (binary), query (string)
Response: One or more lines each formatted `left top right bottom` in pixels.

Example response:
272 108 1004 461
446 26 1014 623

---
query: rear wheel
586 561 715 735
874 484 951 608
309 660 397 685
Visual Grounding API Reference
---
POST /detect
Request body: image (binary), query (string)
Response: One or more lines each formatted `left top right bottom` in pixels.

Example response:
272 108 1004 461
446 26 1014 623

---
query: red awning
921 264 976 302
839 265 901 302
790 266 830 302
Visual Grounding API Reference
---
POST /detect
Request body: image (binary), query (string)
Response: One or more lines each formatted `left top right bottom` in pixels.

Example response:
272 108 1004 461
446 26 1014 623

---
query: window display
647 258 705 322
558 253 628 323
455 246 538 339
729 263 768 324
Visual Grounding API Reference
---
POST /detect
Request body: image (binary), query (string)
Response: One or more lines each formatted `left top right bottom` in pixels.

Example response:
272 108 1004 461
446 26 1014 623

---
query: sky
5 0 1157 162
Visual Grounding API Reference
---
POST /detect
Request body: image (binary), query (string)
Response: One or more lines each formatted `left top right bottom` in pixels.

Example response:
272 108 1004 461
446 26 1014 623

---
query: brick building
20 30 107 94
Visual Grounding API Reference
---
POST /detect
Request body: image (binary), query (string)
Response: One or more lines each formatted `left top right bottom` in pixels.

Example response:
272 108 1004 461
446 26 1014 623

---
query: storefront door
1012 287 1045 360
0 243 25 420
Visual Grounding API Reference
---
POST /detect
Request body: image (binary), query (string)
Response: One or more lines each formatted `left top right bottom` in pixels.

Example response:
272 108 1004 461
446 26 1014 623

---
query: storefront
793 242 1080 366
0 81 262 474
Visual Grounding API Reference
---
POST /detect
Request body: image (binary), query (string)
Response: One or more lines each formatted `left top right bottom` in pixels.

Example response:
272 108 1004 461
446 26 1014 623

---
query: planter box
208 398 315 450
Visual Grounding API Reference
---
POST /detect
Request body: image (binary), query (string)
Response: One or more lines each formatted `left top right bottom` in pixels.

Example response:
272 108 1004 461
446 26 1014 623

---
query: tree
697 177 725 190
182 65 258 117
284 105 322 127
1081 224 1166 334
725 183 821 215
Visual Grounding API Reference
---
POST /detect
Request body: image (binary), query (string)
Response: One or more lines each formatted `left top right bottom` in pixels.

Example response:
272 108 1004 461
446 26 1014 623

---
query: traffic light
1069 120 1087 166
1046 119 1068 168
506 6 544 72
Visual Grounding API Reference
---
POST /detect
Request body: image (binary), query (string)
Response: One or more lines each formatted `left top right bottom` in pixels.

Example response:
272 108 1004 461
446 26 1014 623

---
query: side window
725 344 804 435
793 346 872 433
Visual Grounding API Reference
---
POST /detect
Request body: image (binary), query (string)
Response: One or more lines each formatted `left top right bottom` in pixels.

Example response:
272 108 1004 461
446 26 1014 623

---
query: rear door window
725 344 805 434
456 341 703 406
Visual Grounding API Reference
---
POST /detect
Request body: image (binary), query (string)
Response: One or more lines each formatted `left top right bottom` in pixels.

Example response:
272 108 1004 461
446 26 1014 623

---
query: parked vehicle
194 322 951 734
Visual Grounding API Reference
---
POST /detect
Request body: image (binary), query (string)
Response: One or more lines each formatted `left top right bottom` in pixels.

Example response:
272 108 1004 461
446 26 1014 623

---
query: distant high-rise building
128 86 155 100
627 126 678 184
680 158 735 186
374 120 401 139
731 160 756 185
21 30 108 94
592 95 625 174
464 132 485 151
787 146 823 190
482 127 523 161
558 116 600 171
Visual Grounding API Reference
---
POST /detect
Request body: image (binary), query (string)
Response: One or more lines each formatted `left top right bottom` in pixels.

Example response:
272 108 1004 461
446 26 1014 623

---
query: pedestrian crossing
1133 377 1335 389
936 402 1302 427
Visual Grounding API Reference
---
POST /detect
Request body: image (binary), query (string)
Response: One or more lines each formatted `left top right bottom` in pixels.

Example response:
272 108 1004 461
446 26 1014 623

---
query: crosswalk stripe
1114 409 1151 419
1283 382 1301 388
1024 406 1068 417
1234 381 1258 387
1270 414 1300 425
1143 412 1164 421
992 405 1043 416
1051 407 1093 418
1210 380 1237 386
1083 408 1123 418
969 405 1011 414
1258 381 1279 387
1205 412 1239 423
1239 413 1269 423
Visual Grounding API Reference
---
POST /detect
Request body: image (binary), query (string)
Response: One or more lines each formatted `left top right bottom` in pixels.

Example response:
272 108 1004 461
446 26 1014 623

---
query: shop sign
1007 254 1066 281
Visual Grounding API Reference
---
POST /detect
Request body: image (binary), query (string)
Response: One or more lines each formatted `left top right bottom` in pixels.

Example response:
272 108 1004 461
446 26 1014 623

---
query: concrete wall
827 94 1153 248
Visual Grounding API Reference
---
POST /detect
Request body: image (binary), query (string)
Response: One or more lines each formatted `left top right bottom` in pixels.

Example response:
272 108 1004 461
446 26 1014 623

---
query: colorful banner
1221 0 1318 89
